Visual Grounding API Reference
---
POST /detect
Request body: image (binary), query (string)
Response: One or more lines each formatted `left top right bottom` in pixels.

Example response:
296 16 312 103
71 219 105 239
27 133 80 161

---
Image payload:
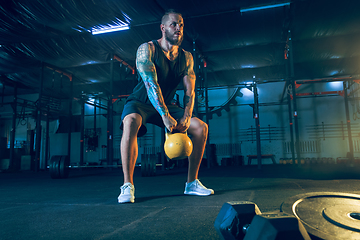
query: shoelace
195 179 207 189
121 184 132 192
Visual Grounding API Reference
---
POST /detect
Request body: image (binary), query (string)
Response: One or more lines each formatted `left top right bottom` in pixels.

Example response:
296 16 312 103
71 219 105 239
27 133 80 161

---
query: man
118 10 214 203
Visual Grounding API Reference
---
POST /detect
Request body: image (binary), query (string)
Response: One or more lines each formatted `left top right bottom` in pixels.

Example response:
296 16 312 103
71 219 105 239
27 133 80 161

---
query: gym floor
1 163 360 240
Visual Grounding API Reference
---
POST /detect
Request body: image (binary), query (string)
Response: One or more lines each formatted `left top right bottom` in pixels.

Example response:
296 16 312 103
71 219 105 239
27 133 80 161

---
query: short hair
161 9 182 24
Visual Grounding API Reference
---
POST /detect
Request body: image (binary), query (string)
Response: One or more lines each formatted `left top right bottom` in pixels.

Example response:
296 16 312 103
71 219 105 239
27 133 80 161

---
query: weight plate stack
50 155 70 179
281 192 360 240
59 156 70 179
49 155 61 179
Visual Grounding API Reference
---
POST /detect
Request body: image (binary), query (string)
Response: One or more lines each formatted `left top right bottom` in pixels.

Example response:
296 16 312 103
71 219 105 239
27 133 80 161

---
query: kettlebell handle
165 128 187 140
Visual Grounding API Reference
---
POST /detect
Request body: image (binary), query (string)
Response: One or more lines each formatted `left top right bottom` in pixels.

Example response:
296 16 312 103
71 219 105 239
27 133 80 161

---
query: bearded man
118 10 214 203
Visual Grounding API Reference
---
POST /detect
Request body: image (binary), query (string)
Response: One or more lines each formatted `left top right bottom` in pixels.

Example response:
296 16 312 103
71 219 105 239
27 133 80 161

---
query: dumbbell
214 201 310 240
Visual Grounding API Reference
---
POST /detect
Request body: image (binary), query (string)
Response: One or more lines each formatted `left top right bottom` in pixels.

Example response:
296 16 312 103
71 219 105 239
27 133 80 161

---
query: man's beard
165 29 183 46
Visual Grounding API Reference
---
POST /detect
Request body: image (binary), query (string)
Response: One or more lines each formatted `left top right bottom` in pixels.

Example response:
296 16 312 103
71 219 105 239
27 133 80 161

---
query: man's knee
122 113 142 131
199 120 208 136
190 118 208 137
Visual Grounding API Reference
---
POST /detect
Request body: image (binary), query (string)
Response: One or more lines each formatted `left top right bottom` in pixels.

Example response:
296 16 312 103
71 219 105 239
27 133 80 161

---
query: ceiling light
91 24 129 35
240 2 290 13
329 81 343 89
241 87 254 96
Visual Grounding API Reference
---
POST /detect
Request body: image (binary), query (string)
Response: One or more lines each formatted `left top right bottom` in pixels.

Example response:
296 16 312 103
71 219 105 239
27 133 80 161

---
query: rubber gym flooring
1 163 360 240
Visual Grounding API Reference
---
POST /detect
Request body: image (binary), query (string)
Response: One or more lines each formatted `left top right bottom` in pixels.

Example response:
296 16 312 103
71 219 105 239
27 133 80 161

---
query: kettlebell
164 130 193 160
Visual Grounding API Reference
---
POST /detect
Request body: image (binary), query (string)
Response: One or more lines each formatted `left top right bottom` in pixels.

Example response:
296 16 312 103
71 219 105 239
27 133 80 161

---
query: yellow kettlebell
164 130 193 160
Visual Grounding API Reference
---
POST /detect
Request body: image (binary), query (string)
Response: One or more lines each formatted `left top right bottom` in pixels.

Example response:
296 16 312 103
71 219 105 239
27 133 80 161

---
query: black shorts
120 100 190 137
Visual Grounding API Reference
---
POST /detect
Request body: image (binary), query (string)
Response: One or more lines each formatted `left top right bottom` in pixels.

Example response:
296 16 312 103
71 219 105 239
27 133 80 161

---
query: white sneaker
184 179 214 196
118 182 135 203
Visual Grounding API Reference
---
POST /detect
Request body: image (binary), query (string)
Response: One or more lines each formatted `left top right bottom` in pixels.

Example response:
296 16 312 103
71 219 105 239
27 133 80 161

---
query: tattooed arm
136 42 177 131
176 50 196 132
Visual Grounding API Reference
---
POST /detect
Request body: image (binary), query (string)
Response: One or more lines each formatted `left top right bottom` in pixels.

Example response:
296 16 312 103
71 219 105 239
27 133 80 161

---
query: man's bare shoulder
138 41 154 50
182 49 193 60
137 42 156 61
182 49 194 67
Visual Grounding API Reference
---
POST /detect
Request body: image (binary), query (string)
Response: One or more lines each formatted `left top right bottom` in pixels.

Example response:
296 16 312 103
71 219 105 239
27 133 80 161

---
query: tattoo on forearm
136 43 168 116
144 81 168 116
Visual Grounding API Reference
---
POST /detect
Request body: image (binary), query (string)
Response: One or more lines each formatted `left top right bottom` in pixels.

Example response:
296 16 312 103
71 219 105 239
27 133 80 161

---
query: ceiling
1 0 360 102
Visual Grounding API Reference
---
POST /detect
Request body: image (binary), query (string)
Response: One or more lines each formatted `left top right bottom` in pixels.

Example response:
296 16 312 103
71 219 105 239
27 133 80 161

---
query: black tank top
127 40 186 105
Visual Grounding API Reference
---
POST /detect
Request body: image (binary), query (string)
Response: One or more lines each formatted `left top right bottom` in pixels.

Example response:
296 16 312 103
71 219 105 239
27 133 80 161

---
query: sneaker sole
184 191 213 196
118 197 135 203
118 199 135 203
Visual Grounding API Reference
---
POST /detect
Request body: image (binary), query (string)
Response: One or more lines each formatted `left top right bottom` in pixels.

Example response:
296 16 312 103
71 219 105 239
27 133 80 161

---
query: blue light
329 70 339 76
240 2 290 13
329 81 343 89
92 14 131 35
92 24 129 35
241 87 254 96
241 64 256 69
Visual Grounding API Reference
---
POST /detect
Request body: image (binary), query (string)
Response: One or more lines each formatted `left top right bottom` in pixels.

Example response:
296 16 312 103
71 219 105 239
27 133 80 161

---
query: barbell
49 155 123 179
49 154 159 179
